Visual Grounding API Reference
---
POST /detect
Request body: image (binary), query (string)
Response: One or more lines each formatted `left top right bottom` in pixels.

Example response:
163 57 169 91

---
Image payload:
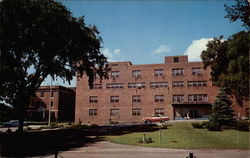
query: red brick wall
75 56 247 125
32 86 75 121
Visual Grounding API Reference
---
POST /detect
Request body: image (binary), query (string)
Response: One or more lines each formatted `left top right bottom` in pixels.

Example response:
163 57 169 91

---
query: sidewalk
42 141 250 158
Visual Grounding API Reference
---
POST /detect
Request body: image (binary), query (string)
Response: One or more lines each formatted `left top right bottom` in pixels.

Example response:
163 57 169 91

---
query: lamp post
48 78 52 127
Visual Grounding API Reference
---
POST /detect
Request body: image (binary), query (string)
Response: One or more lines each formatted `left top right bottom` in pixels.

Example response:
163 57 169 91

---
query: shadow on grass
0 124 159 157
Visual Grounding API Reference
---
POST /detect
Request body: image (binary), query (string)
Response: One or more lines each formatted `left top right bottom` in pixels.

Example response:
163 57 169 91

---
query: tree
209 87 235 127
0 0 109 132
201 31 250 105
225 0 250 30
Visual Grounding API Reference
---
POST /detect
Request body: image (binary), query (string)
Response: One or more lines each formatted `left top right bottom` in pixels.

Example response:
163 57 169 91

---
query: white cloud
151 45 171 55
113 49 121 55
102 48 121 62
184 38 213 61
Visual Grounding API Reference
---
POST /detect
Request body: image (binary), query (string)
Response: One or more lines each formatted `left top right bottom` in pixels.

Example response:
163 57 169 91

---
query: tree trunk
17 102 25 133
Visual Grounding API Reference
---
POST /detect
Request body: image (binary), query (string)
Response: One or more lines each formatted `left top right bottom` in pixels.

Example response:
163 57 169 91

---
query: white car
143 114 170 124
2 120 28 127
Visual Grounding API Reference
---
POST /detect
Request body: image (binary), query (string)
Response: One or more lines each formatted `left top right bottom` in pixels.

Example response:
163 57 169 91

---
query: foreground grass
105 122 250 150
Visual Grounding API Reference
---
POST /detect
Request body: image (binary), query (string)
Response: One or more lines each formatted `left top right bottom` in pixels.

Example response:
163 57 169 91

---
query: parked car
143 114 169 124
2 120 28 127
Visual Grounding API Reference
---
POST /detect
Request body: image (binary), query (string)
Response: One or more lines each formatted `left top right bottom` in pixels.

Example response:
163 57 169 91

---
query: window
172 68 184 76
89 96 98 103
154 69 163 76
188 81 207 87
106 83 124 89
111 64 118 66
110 96 119 103
92 84 102 89
172 95 184 103
50 101 53 107
150 82 168 88
188 94 208 102
132 95 141 102
132 108 141 116
128 83 145 88
155 95 164 102
246 108 249 116
155 108 164 115
192 67 202 75
51 91 54 97
132 70 141 77
172 81 184 87
111 71 120 78
40 92 44 97
110 108 119 116
174 57 179 63
89 109 97 116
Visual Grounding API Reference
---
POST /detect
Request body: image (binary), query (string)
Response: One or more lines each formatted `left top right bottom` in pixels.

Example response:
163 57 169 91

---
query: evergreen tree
210 87 236 127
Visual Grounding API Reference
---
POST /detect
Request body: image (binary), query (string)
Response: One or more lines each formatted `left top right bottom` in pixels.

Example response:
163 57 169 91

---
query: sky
41 0 243 87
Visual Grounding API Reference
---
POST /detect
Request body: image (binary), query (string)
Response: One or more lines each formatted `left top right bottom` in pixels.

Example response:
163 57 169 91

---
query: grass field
105 122 250 150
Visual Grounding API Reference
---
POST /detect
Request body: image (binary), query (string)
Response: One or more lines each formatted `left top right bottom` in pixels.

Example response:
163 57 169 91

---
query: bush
137 137 153 144
160 123 169 129
90 124 99 128
191 122 204 129
205 121 222 131
236 121 249 131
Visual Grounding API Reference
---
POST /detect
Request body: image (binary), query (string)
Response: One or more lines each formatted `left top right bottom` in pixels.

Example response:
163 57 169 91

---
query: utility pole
48 77 52 127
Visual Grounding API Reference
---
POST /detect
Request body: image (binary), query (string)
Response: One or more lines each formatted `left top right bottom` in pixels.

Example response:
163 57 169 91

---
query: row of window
89 94 208 103
92 81 207 89
111 67 202 78
89 108 165 116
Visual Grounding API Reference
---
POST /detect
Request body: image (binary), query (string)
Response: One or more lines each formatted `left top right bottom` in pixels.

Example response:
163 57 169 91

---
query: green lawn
105 122 250 150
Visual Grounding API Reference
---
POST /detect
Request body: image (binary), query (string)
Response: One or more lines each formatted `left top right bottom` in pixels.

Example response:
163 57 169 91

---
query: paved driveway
43 141 249 158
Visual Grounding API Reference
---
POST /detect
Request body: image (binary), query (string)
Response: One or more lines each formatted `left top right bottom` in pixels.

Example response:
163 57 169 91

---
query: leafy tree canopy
0 0 109 131
201 31 250 104
225 0 250 30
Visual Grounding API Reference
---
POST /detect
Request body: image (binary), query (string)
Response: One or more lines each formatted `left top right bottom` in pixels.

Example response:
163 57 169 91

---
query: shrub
236 121 249 131
137 137 153 144
191 122 204 129
90 124 99 128
205 121 222 131
161 124 169 129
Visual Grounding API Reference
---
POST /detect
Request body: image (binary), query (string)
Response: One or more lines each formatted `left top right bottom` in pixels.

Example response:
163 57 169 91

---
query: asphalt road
41 141 250 158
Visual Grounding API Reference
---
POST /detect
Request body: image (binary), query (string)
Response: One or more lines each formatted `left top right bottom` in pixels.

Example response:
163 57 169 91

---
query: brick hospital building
75 55 248 125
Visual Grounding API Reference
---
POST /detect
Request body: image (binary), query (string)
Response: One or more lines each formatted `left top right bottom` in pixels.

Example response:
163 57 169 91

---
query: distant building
28 86 75 122
75 55 249 125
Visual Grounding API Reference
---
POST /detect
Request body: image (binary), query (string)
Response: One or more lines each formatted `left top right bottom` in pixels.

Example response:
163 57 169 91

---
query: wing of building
28 86 76 122
75 55 249 125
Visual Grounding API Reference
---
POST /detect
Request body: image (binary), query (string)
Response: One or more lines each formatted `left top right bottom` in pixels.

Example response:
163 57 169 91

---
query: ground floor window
110 108 119 116
155 108 164 115
89 109 97 116
132 108 141 116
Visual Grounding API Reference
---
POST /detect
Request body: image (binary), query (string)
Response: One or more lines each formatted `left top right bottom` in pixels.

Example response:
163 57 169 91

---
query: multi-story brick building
28 86 75 122
75 55 248 125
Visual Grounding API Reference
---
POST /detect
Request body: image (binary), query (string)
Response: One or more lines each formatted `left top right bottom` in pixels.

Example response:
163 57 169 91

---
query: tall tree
201 31 250 105
225 0 250 30
209 87 235 127
0 0 109 132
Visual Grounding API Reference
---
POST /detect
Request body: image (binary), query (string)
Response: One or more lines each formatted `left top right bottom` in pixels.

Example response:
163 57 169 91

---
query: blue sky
41 0 243 87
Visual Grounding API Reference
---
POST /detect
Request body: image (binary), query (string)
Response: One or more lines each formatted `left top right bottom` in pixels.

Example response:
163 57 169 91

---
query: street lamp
48 78 52 127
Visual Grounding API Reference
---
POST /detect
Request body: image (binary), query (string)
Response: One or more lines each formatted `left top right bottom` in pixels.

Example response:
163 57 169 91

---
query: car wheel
160 120 165 123
145 120 151 124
